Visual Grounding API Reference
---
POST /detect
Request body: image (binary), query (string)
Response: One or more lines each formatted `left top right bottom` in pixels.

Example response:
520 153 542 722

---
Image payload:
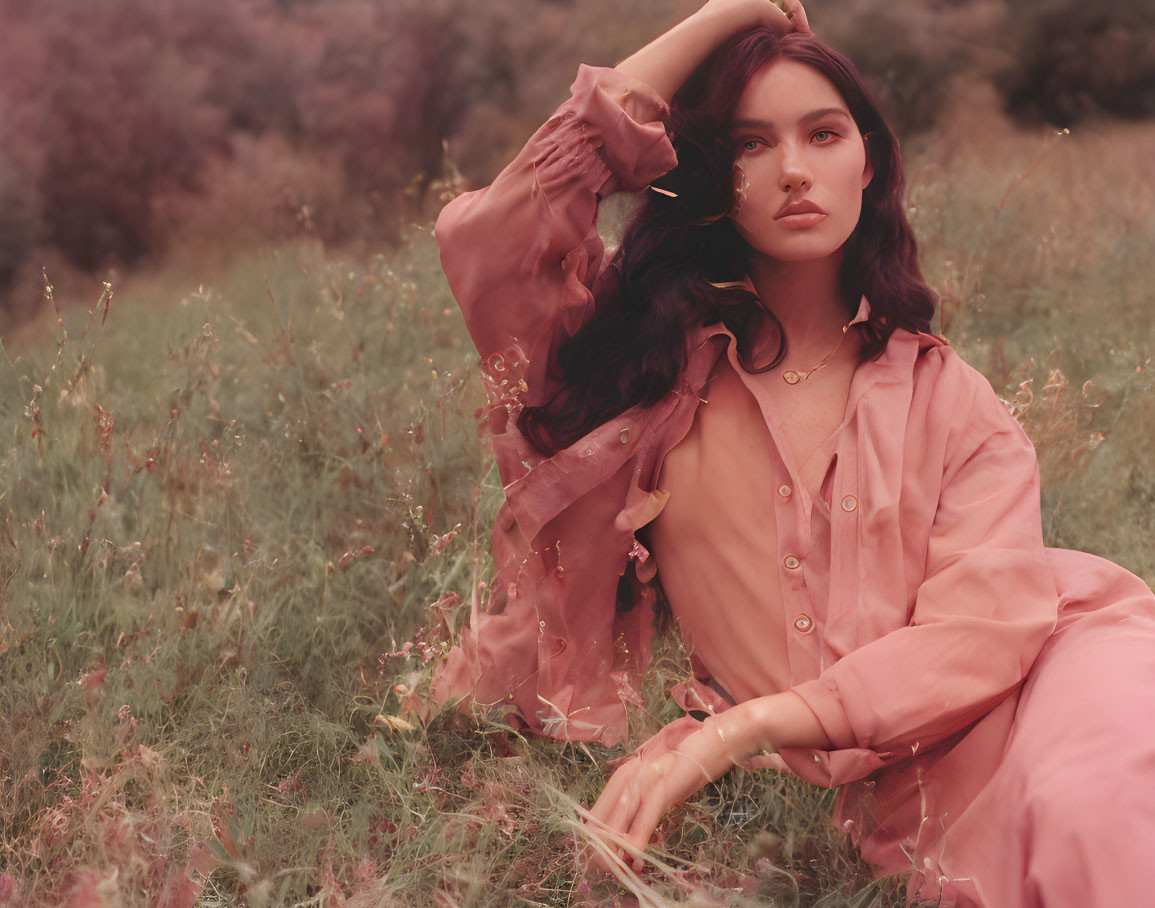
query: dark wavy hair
518 28 937 456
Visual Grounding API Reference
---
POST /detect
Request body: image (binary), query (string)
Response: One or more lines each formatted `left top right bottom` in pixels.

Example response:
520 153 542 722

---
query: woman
431 0 1155 904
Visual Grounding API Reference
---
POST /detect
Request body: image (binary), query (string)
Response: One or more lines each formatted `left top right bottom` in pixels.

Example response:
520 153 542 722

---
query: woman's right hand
699 0 811 36
613 0 811 104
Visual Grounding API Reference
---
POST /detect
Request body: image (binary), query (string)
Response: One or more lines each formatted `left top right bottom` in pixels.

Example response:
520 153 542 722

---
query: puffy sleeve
433 63 677 408
791 364 1059 758
429 65 677 745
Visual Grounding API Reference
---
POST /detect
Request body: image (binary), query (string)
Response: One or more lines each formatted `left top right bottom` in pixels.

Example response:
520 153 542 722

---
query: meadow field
1 86 1153 907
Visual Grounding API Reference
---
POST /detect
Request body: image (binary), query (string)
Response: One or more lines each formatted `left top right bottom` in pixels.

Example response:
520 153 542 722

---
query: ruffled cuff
542 63 677 199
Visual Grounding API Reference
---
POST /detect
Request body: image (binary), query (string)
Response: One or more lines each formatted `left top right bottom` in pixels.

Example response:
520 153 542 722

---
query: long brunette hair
518 29 936 456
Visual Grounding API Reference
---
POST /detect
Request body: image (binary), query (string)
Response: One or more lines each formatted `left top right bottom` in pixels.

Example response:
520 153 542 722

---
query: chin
734 221 857 264
742 234 848 263
761 245 842 263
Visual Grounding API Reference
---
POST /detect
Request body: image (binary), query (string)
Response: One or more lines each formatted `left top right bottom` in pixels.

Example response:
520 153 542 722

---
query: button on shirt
645 298 869 705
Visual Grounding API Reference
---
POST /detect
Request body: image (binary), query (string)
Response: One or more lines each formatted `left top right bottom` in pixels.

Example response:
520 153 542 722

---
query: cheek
809 157 865 229
840 179 866 232
832 155 868 205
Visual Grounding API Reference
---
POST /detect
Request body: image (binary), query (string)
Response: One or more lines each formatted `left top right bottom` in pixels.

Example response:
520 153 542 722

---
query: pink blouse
644 294 872 708
429 61 1155 875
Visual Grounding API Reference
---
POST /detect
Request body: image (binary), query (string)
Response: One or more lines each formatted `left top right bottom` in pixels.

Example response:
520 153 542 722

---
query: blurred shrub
0 139 42 320
0 0 684 324
999 0 1155 126
0 0 234 319
2 0 1153 327
817 0 982 139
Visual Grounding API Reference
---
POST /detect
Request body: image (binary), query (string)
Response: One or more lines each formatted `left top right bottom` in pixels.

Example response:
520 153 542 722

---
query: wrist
708 700 777 764
710 692 833 759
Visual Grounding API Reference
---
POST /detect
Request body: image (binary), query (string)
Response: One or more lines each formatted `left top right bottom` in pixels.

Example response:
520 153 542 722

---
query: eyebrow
727 108 852 133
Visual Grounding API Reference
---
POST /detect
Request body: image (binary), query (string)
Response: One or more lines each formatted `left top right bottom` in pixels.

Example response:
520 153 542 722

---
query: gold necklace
781 322 854 385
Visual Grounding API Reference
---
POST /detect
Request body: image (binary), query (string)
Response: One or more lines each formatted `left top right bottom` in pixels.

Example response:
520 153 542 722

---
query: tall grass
0 103 1151 906
0 241 917 907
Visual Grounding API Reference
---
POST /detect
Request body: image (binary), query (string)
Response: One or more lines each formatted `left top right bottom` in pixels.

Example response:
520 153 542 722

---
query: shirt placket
723 344 828 682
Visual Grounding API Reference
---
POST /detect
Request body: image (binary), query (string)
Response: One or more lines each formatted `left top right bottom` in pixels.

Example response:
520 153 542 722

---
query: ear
861 134 875 190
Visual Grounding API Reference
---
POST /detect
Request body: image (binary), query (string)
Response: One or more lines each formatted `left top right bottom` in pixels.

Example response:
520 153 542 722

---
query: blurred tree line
1 0 1152 325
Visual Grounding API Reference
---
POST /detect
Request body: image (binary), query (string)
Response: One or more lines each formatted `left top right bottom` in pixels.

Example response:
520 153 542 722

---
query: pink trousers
925 598 1155 907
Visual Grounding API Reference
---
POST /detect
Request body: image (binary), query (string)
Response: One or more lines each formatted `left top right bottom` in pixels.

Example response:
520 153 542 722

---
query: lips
774 199 827 220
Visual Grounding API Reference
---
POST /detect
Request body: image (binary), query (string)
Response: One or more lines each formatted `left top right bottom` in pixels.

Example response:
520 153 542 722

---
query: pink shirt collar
702 275 872 326
848 293 872 326
694 277 874 368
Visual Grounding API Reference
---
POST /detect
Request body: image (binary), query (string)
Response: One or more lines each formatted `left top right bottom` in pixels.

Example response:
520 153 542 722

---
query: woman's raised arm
433 0 806 410
433 66 672 410
614 0 809 103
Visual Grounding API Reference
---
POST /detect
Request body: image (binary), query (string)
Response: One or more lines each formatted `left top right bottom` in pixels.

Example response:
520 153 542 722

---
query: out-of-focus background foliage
0 0 1153 905
2 0 1154 326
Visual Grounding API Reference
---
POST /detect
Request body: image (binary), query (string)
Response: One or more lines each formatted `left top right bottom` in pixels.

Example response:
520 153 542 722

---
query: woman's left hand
584 713 749 871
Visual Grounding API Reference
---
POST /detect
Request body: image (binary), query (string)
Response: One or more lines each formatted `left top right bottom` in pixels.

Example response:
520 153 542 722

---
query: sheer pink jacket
430 63 1124 789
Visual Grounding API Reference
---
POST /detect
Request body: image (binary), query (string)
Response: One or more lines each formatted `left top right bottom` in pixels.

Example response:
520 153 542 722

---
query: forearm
613 3 764 104
709 691 833 760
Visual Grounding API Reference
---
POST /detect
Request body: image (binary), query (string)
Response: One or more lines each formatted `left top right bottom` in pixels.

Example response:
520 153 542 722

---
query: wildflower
428 524 461 556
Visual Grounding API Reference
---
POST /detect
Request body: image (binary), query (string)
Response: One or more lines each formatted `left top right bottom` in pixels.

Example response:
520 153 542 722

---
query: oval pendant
783 370 801 385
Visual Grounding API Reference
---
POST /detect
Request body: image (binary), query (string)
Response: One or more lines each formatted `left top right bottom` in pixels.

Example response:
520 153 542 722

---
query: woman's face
726 58 873 263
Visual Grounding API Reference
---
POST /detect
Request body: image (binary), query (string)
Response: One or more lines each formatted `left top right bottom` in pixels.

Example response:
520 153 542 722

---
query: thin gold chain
781 323 853 385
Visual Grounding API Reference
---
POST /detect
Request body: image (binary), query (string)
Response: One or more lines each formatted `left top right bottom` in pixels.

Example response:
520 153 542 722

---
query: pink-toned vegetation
0 0 690 326
2 0 1153 325
0 1 1152 904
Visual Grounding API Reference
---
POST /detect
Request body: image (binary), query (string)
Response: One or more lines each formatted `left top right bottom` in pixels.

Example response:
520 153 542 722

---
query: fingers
582 734 718 875
781 0 811 34
793 0 811 33
625 793 670 871
584 760 644 871
584 751 676 872
620 747 714 868
587 754 640 827
762 0 792 34
603 783 641 851
585 767 624 830
579 824 634 877
602 754 677 871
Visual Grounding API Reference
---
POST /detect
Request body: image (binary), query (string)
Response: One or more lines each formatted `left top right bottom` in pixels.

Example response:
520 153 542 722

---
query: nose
779 143 812 193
